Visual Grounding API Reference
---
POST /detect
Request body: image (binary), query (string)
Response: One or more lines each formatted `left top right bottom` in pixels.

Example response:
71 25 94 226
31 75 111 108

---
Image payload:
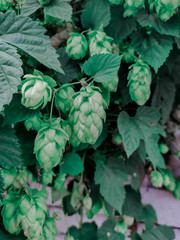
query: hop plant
124 0 145 17
55 84 75 114
120 41 135 63
24 114 42 131
101 75 119 92
66 33 88 60
21 70 56 110
128 59 152 105
69 85 106 144
34 122 69 171
0 0 10 11
162 169 176 191
88 29 113 56
43 217 58 240
38 0 52 6
42 170 54 185
108 0 123 4
150 171 163 188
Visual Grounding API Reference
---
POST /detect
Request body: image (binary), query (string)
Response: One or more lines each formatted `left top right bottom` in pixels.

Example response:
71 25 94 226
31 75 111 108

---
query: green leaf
69 222 98 240
0 11 63 73
83 54 122 83
117 106 165 167
152 76 176 124
141 226 175 240
44 0 72 22
98 219 125 240
61 152 84 176
94 156 128 214
56 47 80 84
21 0 41 16
137 9 180 37
81 0 111 30
138 205 157 231
3 94 39 126
0 119 24 168
131 30 173 72
0 41 23 112
122 186 142 218
0 230 26 240
105 5 136 43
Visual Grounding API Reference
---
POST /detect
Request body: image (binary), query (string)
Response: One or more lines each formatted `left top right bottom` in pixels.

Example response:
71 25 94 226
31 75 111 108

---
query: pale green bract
21 71 56 110
43 217 58 240
24 114 42 132
115 220 128 235
66 33 88 60
124 0 145 17
150 171 163 188
55 84 75 114
128 59 152 106
88 30 113 56
34 123 69 171
108 0 123 5
0 0 10 11
1 167 17 188
69 86 106 144
101 75 119 92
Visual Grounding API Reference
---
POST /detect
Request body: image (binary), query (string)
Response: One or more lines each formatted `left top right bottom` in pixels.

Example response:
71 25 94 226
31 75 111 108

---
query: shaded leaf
138 205 157 231
69 222 98 240
141 226 175 240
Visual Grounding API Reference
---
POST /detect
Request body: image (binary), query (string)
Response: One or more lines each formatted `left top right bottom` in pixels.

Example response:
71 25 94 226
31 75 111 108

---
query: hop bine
66 33 88 60
69 85 106 144
128 59 152 106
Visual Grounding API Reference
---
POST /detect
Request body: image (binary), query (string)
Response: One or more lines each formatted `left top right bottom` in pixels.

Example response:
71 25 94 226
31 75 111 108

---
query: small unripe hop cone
150 171 163 188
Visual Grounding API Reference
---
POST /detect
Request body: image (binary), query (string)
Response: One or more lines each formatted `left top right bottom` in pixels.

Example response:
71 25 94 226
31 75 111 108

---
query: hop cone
128 59 152 105
162 169 176 191
21 70 56 110
115 220 128 235
108 0 123 4
101 75 119 92
66 33 88 60
38 0 51 6
123 215 134 226
150 171 163 188
153 0 179 22
42 170 54 185
0 0 10 10
88 29 113 56
120 41 135 63
69 86 106 144
159 143 169 154
25 114 42 131
34 123 69 171
1 167 17 188
54 173 66 190
55 84 75 114
43 217 58 240
124 0 145 17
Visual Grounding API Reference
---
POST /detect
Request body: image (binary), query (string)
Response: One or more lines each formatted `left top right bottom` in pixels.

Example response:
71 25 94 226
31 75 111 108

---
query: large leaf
117 106 166 167
21 0 41 16
0 41 23 112
131 30 173 72
61 152 84 176
3 94 39 126
137 9 180 37
152 75 176 124
69 222 98 240
81 0 111 30
0 11 63 73
122 186 142 218
94 156 128 214
83 54 122 82
0 119 24 168
138 205 157 231
105 5 136 42
56 47 80 84
44 0 72 22
141 226 175 240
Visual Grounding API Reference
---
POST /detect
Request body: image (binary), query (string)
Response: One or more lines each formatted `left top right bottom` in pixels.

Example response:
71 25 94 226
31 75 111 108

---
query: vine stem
50 91 56 125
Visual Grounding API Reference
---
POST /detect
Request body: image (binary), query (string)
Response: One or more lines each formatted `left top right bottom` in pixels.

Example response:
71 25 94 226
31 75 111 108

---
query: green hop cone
159 143 169 154
113 133 122 145
101 75 119 92
120 41 135 63
38 0 51 6
115 220 128 235
66 33 88 60
108 0 123 4
61 120 72 138
54 173 66 190
123 215 134 227
55 84 75 114
88 29 113 56
86 201 102 219
161 169 176 191
0 0 10 11
34 122 69 171
154 0 179 22
21 70 56 110
128 59 152 105
24 114 42 131
150 171 163 188
124 0 145 17
1 167 17 188
42 170 54 185
69 85 106 144
43 217 58 240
